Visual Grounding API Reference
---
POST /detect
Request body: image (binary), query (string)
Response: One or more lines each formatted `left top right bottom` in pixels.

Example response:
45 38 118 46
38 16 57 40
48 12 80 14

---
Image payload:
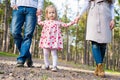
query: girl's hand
36 9 42 16
37 15 42 22
110 19 115 30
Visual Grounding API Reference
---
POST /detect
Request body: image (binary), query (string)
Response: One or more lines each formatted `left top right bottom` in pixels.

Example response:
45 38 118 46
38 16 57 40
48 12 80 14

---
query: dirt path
0 56 120 80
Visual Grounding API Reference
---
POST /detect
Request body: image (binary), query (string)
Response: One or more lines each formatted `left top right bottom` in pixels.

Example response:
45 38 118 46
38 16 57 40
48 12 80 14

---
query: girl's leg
51 49 58 68
43 48 50 67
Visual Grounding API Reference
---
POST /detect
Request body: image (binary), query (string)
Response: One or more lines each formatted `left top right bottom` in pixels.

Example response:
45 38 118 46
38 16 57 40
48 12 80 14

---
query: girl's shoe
42 65 50 70
51 67 58 72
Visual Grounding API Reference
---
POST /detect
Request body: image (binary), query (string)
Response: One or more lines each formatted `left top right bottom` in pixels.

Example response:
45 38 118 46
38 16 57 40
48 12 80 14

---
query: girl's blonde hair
45 5 58 20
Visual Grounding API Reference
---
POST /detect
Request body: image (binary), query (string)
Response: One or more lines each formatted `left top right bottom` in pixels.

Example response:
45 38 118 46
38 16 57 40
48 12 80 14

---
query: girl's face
47 8 56 20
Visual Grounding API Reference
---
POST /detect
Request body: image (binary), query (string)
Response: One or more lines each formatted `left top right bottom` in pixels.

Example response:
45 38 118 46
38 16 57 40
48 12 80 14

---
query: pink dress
38 20 75 50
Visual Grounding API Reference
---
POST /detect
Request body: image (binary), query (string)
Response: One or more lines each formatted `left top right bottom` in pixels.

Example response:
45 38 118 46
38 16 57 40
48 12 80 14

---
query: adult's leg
17 7 37 64
91 41 106 77
91 41 102 64
100 43 107 62
11 7 25 63
97 43 106 77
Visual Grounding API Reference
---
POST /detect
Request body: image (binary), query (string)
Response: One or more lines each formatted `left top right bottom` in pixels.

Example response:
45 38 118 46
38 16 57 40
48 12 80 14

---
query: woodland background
0 0 120 71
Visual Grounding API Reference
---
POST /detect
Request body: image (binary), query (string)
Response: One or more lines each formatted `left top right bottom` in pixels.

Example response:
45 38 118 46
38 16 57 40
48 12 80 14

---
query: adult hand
12 5 18 10
36 9 42 16
110 19 115 30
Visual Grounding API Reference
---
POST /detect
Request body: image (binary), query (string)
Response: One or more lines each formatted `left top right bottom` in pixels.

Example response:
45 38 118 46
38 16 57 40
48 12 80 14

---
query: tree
2 0 10 52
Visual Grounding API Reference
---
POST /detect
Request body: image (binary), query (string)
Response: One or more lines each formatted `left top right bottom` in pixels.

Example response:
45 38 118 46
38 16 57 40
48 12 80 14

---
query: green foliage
118 0 120 5
0 4 5 23
114 28 120 39
41 74 48 80
0 8 3 15
115 8 120 27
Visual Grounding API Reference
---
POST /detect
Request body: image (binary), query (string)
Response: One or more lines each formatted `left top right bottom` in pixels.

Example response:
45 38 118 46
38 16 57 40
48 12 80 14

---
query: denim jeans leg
11 8 25 63
100 43 107 62
18 7 37 62
92 41 102 64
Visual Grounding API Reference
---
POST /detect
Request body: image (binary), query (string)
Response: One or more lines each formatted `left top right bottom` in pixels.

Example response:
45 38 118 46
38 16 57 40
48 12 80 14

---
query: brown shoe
94 65 98 76
98 63 105 77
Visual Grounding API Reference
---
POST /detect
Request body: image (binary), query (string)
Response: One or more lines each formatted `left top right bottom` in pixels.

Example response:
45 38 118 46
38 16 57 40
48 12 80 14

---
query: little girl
37 5 76 72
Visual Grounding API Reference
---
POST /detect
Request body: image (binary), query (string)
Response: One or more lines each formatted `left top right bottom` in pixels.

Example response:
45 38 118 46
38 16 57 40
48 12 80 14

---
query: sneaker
42 65 50 70
26 59 33 67
16 61 24 67
51 67 58 72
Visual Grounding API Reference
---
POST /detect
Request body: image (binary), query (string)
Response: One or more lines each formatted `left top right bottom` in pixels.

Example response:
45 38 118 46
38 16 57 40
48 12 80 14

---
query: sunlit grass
106 69 120 75
0 52 18 57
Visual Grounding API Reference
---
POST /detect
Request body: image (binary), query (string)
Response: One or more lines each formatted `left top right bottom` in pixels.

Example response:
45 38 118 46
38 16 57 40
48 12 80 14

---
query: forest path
0 56 120 80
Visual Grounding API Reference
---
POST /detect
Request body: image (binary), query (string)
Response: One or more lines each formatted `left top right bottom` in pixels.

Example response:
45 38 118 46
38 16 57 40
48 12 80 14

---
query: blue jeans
11 6 37 64
91 41 107 65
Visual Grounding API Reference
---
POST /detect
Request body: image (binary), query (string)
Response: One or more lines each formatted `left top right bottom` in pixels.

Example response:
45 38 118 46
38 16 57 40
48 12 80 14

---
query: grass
0 52 18 57
0 71 4 74
41 74 48 80
106 69 120 75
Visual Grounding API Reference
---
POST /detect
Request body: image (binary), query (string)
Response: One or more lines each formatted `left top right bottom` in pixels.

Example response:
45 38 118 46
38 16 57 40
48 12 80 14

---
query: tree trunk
2 0 8 52
13 44 17 54
6 25 9 52
66 27 70 61
64 2 69 61
75 24 78 64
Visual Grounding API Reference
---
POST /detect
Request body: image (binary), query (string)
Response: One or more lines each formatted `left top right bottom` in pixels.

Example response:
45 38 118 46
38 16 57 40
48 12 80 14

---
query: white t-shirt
10 0 44 9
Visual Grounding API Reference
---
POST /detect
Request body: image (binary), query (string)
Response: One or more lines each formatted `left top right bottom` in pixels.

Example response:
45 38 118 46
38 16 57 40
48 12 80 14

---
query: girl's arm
60 20 75 27
37 16 44 26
